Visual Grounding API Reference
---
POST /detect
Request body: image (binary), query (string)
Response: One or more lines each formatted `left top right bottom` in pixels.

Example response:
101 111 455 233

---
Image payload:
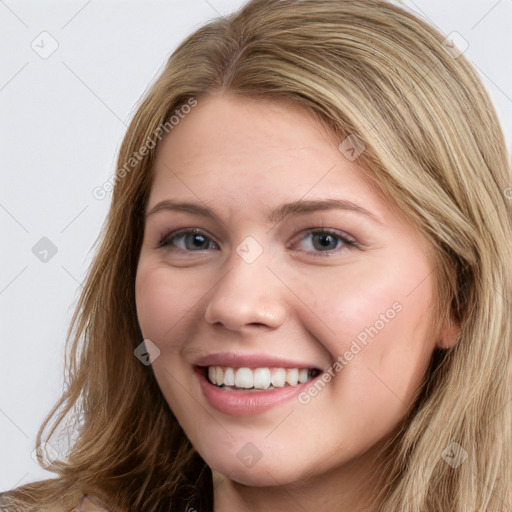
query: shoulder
45 494 111 511
74 494 111 511
0 493 73 512
0 486 109 512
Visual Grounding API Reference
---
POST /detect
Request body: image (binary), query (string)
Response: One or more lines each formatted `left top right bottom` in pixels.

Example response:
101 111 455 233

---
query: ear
436 318 461 349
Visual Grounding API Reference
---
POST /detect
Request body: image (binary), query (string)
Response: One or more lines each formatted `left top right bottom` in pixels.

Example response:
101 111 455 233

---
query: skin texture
135 93 459 512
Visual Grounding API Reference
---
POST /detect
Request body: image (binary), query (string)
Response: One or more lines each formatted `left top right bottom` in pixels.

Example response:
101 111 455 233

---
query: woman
1 0 511 510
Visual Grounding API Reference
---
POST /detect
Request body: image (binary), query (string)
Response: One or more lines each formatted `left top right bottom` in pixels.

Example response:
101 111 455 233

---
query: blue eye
157 228 358 255
157 229 217 251
294 229 358 254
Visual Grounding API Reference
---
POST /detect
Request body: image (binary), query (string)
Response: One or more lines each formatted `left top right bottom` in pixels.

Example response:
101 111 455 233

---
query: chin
202 446 313 488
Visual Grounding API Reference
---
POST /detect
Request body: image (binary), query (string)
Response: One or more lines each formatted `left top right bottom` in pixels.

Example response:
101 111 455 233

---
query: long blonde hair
2 0 511 510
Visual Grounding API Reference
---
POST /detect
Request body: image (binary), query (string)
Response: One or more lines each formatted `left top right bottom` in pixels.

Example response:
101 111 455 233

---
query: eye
156 227 358 255
157 228 218 251
292 228 358 255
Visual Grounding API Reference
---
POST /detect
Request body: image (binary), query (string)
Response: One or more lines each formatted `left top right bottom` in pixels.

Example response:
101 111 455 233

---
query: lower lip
195 366 321 416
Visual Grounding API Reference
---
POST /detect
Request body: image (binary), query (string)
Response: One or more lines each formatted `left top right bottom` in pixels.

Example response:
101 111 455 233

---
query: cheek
290 269 435 451
296 251 435 395
135 264 198 347
296 258 430 342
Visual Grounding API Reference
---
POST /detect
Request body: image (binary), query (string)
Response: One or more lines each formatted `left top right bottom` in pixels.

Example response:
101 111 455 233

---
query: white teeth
223 367 235 386
286 368 299 386
205 366 317 389
235 368 253 388
215 366 224 386
253 368 271 389
271 368 286 387
208 366 216 384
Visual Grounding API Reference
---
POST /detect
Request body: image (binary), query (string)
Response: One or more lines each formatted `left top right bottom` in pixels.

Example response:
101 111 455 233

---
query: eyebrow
145 198 382 225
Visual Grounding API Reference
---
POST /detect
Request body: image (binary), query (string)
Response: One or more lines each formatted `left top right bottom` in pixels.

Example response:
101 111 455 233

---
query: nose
204 252 288 332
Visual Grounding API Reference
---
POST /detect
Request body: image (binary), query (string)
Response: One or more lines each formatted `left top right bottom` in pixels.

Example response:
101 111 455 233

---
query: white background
1 0 511 491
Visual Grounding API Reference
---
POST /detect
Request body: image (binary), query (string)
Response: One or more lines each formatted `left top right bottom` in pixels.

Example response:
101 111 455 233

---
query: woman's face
135 93 451 488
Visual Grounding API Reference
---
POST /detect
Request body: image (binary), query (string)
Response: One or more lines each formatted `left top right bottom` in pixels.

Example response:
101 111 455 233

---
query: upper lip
193 352 322 370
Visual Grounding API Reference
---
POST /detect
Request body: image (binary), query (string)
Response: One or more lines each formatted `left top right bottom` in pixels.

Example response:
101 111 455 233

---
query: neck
211 444 388 512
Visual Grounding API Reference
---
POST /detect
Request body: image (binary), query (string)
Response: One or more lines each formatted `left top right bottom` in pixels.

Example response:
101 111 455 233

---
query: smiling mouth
199 365 321 391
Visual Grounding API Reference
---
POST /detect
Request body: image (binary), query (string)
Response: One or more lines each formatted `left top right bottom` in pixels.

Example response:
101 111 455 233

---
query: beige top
0 491 112 512
72 494 111 511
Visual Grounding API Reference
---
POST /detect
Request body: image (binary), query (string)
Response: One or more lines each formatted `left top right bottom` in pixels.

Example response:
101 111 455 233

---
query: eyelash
156 227 359 256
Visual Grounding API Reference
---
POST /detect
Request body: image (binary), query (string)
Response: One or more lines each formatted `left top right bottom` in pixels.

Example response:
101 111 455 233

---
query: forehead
155 94 337 173
148 93 382 211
